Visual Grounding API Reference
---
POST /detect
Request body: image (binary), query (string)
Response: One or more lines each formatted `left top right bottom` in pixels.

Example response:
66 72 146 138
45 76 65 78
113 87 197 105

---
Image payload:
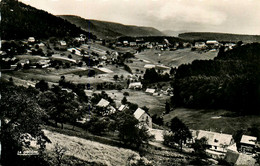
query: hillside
179 32 260 43
59 15 164 39
172 43 260 114
0 0 96 40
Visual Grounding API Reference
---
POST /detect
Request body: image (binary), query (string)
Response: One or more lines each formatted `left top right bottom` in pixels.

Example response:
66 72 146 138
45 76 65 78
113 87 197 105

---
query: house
123 41 129 46
240 135 257 153
97 98 110 107
206 40 219 46
118 104 128 111
58 41 67 50
197 130 233 153
194 42 207 49
145 88 156 94
133 108 152 128
129 42 137 47
28 37 35 43
128 82 142 90
144 64 156 69
96 98 116 115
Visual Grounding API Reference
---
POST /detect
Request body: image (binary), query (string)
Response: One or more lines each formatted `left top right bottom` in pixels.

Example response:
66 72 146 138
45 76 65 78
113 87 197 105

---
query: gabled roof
134 108 145 120
145 88 156 94
240 135 257 145
197 130 233 147
118 105 127 111
96 98 110 107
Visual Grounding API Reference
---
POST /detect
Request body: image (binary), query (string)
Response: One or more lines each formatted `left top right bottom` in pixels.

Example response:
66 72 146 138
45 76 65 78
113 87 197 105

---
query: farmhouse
196 130 233 153
206 40 219 46
96 98 116 115
97 98 110 107
133 108 152 128
145 88 156 94
118 104 129 111
240 135 257 153
129 42 137 47
28 37 35 43
128 82 142 90
194 42 207 49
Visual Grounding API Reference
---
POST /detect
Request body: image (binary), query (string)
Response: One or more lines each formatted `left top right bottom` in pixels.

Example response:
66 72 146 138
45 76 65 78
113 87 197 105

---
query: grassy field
135 48 218 67
95 89 169 116
43 129 140 166
163 108 260 135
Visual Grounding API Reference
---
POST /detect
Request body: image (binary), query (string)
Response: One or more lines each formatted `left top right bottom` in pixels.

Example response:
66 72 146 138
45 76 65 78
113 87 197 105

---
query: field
43 129 140 166
95 89 169 116
135 48 218 67
163 108 260 135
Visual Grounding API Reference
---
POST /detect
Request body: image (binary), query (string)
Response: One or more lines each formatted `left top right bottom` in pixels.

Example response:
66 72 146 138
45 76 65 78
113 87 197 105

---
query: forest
172 43 260 114
0 0 96 40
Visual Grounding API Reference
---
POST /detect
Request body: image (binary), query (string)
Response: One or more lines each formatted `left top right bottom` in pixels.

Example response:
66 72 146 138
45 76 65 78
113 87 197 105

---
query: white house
240 135 257 153
133 108 152 128
28 37 35 43
128 82 142 89
194 42 207 49
196 130 233 153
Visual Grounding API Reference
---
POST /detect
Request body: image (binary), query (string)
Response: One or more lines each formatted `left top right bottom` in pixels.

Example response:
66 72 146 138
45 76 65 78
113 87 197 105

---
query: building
96 98 116 115
197 130 233 153
206 40 219 46
194 42 207 49
240 135 257 153
128 82 142 90
28 37 35 43
129 42 137 47
145 88 156 94
118 104 129 111
133 108 152 128
97 98 110 107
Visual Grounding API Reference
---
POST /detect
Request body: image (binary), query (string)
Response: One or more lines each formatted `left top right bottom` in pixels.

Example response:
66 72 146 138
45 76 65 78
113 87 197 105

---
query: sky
20 0 260 35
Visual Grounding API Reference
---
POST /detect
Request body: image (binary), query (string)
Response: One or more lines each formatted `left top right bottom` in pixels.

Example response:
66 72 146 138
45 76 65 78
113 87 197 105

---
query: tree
165 101 170 114
123 92 129 96
54 143 67 166
164 117 192 151
0 82 48 165
191 137 208 157
121 96 128 105
113 75 119 81
35 80 49 92
117 113 153 149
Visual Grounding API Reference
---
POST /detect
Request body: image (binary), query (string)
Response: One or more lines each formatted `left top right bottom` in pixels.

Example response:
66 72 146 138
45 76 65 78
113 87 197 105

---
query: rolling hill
0 0 96 40
178 32 260 43
59 15 164 39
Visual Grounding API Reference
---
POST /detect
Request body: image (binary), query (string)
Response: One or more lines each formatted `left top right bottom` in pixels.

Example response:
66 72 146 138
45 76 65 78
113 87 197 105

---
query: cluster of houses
193 40 237 51
187 129 259 164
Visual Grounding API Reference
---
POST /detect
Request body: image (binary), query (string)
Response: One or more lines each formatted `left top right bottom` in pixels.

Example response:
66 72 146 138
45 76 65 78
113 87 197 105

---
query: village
1 33 259 165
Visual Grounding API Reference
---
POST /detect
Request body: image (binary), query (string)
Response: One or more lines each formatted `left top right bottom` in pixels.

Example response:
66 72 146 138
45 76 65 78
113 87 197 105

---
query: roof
206 40 219 44
60 41 67 46
96 98 110 107
240 135 257 145
145 88 156 94
134 108 145 120
118 105 126 111
144 64 156 69
197 130 233 147
129 82 142 87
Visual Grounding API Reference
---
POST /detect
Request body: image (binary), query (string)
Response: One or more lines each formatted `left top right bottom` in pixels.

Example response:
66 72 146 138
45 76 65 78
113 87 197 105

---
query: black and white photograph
0 0 260 165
